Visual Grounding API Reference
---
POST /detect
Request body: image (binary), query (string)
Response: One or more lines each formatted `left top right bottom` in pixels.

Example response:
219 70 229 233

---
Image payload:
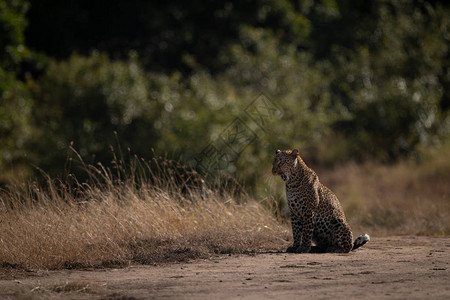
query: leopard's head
272 149 299 181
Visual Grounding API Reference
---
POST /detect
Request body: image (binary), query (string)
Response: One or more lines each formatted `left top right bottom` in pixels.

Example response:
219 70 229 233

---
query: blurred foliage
29 53 158 176
0 0 33 180
1 0 450 186
326 1 450 161
0 0 29 70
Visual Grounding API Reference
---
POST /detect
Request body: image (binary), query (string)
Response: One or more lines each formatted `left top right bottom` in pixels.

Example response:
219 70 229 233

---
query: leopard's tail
352 233 370 251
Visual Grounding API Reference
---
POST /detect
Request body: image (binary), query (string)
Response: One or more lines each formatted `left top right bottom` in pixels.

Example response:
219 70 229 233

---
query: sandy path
1 236 449 299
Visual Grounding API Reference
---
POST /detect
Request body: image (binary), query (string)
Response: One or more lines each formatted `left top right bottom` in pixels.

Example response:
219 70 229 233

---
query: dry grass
0 156 289 271
1 145 448 272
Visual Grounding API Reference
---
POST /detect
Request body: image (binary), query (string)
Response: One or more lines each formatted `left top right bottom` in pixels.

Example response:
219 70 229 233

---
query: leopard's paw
286 245 311 253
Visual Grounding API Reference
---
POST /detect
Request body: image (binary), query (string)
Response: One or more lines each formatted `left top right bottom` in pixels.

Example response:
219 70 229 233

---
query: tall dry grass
1 145 448 271
0 156 289 270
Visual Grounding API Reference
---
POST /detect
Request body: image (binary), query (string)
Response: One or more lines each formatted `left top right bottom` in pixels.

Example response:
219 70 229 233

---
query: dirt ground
1 236 449 299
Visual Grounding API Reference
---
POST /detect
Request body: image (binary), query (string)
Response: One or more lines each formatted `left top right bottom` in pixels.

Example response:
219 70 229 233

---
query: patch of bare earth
1 236 449 300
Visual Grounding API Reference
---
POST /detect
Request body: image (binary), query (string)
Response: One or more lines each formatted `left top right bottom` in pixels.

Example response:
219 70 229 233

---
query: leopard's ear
276 149 281 154
291 149 299 156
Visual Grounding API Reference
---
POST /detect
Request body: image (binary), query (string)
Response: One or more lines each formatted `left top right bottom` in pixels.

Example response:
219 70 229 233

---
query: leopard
272 149 370 253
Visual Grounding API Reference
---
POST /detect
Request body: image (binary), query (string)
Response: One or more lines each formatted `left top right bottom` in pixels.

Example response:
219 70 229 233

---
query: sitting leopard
272 149 370 253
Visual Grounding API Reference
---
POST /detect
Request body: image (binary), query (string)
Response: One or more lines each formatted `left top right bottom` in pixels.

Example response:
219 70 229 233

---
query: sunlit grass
0 155 289 270
1 144 448 271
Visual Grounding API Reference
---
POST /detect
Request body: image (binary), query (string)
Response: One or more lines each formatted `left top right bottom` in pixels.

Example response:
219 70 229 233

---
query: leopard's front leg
286 175 319 253
286 210 314 253
286 217 302 253
298 208 314 252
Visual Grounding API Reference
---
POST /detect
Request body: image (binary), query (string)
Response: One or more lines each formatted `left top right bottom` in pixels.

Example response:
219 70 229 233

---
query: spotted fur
272 149 370 253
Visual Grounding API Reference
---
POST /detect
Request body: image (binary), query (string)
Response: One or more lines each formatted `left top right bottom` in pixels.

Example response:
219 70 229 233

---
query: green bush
323 1 450 161
0 0 34 182
29 53 158 176
26 39 335 186
2 0 450 189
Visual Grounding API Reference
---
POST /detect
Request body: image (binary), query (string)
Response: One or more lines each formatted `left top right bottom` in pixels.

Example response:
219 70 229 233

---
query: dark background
1 0 450 185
